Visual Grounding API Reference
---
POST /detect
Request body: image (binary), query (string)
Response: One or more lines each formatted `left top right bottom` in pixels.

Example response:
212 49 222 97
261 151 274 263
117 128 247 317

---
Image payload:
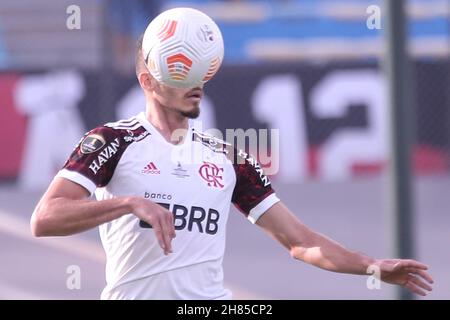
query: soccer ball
142 7 224 89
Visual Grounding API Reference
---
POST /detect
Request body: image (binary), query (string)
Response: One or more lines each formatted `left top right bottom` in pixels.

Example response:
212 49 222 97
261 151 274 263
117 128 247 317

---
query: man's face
152 79 203 119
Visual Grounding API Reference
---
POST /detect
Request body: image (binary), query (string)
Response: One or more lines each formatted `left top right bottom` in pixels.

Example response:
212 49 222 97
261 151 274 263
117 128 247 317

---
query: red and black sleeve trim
57 125 149 194
230 148 279 222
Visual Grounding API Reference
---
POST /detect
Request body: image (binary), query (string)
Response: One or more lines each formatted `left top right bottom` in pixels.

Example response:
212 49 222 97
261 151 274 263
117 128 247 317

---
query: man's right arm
31 177 175 255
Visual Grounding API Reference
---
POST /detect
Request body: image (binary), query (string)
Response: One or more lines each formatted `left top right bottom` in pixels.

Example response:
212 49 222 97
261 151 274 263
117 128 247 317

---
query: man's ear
138 72 154 92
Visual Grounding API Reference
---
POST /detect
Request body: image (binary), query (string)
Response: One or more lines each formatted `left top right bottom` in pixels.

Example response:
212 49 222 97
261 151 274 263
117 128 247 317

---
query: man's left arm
256 201 434 296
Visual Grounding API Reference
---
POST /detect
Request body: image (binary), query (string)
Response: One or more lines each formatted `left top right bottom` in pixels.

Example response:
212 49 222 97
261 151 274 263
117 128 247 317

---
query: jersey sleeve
231 149 280 224
56 126 128 196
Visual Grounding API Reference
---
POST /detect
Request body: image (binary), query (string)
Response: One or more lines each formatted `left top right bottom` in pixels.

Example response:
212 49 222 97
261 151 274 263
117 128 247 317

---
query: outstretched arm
256 201 433 296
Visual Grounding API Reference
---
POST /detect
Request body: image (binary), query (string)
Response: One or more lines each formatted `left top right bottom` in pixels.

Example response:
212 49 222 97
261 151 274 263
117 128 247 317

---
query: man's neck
145 103 189 144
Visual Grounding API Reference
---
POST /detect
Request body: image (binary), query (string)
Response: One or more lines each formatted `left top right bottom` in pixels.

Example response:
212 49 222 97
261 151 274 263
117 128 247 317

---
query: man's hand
129 197 176 255
375 259 434 296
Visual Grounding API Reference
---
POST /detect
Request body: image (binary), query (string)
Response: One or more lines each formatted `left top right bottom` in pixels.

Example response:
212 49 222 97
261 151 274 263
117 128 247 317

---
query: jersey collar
136 112 192 147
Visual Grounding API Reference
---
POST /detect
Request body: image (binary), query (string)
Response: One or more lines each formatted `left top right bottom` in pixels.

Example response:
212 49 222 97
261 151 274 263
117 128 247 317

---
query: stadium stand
0 0 447 70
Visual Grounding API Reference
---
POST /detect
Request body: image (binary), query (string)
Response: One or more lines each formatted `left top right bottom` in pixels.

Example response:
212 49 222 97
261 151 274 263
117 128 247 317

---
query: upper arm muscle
42 177 90 201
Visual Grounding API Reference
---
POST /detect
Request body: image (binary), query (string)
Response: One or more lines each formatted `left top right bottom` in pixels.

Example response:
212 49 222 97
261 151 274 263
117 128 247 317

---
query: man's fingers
158 213 173 255
401 259 428 270
405 281 427 296
166 211 176 239
406 268 434 284
408 274 433 292
151 219 166 253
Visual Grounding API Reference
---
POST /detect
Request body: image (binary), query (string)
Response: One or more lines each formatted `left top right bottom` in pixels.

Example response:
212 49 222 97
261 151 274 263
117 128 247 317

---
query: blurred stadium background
0 0 449 299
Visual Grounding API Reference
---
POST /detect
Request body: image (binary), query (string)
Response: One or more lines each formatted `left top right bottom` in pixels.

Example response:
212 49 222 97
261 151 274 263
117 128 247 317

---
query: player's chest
112 140 236 197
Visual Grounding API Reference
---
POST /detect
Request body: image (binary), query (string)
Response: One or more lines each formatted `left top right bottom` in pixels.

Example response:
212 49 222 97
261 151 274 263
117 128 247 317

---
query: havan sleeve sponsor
231 149 280 224
56 125 147 195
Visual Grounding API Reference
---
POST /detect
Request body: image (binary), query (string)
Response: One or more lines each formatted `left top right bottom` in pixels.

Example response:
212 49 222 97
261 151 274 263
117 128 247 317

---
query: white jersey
56 112 279 299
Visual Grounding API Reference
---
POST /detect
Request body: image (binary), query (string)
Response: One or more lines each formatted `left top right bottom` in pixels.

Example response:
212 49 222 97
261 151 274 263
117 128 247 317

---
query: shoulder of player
191 128 257 163
104 115 141 130
101 116 150 141
192 128 231 155
79 117 150 153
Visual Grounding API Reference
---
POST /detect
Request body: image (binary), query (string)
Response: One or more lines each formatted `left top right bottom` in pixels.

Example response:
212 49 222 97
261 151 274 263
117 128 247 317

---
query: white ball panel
142 7 224 88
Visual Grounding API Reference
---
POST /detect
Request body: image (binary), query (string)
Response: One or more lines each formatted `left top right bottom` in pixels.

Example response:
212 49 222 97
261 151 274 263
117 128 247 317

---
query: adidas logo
142 162 160 174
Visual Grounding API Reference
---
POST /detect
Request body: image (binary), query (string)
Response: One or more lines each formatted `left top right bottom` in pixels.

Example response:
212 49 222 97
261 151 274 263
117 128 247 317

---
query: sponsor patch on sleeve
80 134 106 154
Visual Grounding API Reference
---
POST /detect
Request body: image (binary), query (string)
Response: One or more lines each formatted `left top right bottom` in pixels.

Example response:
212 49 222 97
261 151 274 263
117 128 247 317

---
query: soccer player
30 9 433 300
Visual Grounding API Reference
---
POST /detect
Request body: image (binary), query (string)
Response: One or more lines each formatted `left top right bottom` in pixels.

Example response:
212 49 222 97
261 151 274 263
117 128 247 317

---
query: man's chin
180 106 200 119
